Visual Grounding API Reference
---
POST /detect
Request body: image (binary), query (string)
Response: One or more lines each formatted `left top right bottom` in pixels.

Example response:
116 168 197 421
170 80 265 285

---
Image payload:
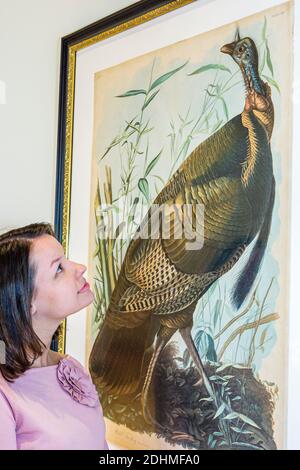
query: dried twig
214 282 260 340
218 312 279 360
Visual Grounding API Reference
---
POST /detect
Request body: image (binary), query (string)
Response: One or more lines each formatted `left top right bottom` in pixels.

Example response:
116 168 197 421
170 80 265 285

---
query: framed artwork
55 0 295 450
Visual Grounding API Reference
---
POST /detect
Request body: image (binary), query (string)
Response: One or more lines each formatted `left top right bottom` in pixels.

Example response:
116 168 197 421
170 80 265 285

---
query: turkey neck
240 59 274 185
243 60 265 97
240 74 274 236
241 60 274 141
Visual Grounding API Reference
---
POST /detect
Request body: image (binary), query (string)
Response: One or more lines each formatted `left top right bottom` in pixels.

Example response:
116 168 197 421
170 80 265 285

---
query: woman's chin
68 291 95 317
80 289 94 308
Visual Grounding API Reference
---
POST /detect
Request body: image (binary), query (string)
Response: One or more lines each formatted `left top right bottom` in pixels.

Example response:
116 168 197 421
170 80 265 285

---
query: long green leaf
223 412 239 420
213 299 222 328
145 149 163 177
188 64 231 76
138 177 150 201
149 61 188 91
142 89 160 111
216 363 248 372
213 402 226 419
206 333 217 362
259 326 269 350
262 17 267 41
216 364 231 373
223 412 260 429
209 375 227 382
266 42 274 77
262 74 280 93
235 413 260 429
259 49 266 74
231 442 264 450
220 96 229 121
231 426 252 435
194 329 205 351
116 89 146 97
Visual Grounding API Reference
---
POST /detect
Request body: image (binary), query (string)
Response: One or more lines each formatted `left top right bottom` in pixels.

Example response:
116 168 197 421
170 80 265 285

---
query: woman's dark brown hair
0 222 56 381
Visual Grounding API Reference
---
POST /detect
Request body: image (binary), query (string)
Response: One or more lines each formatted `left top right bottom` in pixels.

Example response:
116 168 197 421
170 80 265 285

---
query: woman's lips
78 281 90 293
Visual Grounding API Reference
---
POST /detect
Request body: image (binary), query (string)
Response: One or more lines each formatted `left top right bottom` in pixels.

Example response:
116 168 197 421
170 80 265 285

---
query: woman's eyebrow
50 256 63 267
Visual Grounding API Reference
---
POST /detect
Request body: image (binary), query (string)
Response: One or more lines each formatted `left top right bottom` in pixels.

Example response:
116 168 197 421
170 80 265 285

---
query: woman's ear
30 303 37 316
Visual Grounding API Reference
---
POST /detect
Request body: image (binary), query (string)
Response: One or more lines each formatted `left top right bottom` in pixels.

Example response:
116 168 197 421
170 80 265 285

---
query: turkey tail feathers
89 315 153 396
232 178 275 309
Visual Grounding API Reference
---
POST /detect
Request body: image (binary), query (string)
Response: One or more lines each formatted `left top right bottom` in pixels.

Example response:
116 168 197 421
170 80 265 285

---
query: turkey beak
220 41 236 56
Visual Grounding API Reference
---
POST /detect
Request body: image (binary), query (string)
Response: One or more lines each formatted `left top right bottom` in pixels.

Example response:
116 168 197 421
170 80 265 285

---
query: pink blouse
0 356 108 450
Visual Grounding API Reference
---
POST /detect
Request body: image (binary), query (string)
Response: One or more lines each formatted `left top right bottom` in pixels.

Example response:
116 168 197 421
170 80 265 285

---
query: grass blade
188 64 231 76
142 89 160 111
149 61 188 91
144 149 163 177
116 89 147 97
266 42 274 77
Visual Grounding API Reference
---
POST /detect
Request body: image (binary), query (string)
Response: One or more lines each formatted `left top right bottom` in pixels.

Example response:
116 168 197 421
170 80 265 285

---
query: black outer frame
54 0 179 243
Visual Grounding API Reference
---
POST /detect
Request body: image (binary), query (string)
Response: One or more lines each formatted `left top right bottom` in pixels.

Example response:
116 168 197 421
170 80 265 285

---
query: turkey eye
238 46 244 53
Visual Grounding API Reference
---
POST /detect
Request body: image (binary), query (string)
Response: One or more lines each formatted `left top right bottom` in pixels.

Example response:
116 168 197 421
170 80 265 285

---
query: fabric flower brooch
57 356 99 407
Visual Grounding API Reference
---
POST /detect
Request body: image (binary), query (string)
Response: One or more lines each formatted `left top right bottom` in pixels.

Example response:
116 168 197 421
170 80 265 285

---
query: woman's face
30 234 94 323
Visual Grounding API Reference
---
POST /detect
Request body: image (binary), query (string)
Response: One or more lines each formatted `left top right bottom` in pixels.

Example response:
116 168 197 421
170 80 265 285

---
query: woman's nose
75 263 86 277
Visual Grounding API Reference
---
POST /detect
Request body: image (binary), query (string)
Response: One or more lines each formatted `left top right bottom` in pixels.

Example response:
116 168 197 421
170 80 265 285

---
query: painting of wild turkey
87 3 292 450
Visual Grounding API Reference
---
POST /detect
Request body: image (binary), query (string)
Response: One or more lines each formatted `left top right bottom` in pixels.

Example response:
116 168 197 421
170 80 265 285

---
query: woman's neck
31 349 64 368
30 320 62 368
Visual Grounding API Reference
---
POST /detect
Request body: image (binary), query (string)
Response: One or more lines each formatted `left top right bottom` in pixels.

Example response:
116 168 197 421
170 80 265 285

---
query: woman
0 223 108 450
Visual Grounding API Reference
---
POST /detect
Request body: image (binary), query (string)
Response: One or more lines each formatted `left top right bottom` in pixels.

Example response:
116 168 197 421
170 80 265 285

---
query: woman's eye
56 263 63 274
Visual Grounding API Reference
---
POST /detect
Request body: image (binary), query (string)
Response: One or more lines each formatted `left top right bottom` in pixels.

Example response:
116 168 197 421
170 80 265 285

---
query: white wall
0 0 135 231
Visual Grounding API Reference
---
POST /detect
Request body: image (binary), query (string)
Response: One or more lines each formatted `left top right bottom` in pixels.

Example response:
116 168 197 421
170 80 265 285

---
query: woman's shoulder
0 371 7 391
0 370 17 412
0 369 11 390
57 354 85 370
